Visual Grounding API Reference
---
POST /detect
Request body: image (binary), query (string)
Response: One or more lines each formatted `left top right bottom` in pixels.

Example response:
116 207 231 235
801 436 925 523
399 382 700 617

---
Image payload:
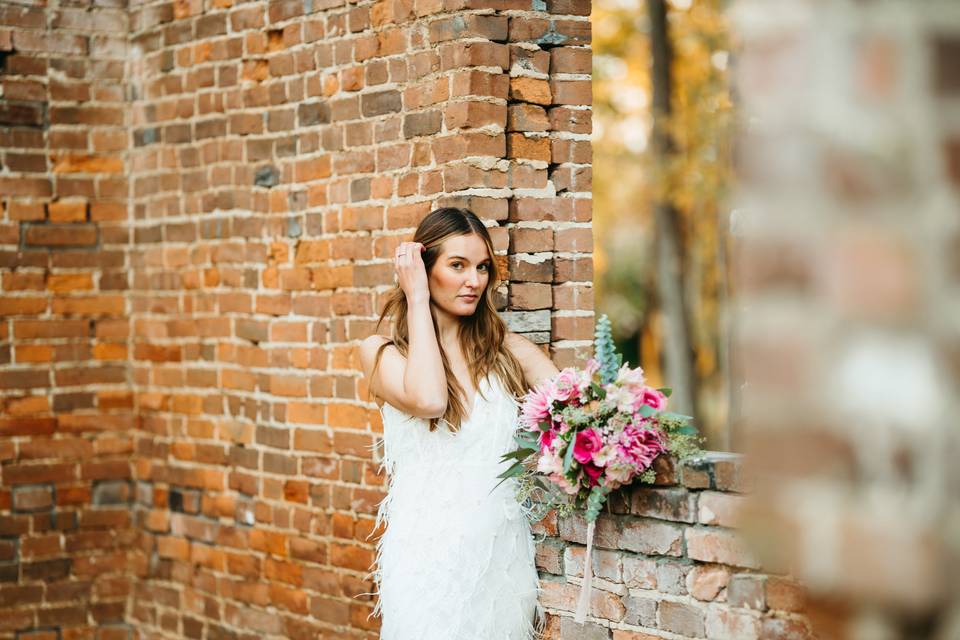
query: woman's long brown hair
368 207 528 432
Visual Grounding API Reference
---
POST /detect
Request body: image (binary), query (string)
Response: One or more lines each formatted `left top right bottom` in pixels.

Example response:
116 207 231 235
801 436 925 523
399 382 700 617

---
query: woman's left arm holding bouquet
505 331 559 390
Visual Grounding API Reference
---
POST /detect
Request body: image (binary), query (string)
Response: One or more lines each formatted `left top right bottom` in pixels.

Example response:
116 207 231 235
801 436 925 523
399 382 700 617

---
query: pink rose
551 368 581 403
581 461 603 487
573 428 603 464
637 387 667 411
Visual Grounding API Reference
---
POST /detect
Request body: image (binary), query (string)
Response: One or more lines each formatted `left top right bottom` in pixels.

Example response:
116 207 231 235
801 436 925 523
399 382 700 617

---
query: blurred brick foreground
730 1 960 639
0 1 957 640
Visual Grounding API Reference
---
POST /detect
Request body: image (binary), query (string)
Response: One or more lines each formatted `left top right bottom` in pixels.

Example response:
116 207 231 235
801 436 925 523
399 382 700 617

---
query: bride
358 207 559 640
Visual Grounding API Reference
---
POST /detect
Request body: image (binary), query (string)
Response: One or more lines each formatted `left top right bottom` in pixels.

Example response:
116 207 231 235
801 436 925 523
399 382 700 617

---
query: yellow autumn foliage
593 0 737 449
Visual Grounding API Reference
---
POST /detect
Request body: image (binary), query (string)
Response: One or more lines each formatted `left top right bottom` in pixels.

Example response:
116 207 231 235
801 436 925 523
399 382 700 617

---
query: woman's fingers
394 242 421 265
393 242 428 297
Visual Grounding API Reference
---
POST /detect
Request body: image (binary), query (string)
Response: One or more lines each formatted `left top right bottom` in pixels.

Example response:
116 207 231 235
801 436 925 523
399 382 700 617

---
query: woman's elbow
416 396 447 419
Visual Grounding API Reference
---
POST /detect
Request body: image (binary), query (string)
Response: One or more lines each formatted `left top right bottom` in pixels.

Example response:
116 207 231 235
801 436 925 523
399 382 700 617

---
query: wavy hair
368 207 527 432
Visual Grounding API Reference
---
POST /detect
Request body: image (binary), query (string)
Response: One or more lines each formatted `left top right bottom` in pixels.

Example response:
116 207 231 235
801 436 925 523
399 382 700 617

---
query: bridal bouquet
495 314 703 623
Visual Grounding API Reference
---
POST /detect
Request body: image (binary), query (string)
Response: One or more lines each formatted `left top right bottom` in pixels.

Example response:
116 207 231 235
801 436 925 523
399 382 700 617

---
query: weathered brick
686 527 761 569
658 600 705 638
704 606 761 640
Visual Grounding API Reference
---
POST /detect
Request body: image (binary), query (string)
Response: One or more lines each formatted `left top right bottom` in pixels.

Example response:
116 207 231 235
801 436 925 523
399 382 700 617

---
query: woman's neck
432 301 461 349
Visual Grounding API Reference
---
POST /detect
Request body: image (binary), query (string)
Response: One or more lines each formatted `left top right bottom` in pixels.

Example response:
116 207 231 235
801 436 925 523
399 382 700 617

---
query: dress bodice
377 371 522 475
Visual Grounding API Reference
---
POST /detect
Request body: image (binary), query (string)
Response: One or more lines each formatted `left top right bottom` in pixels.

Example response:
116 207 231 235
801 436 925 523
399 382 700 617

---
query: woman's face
427 233 492 316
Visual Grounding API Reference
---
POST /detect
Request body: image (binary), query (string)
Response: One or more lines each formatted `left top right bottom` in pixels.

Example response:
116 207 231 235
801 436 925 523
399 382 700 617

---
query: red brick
23 224 97 248
444 100 507 129
507 133 551 162
440 41 510 71
509 282 552 309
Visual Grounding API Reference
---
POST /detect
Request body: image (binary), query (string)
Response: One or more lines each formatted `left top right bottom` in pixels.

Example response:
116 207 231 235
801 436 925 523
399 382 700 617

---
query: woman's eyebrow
447 255 491 262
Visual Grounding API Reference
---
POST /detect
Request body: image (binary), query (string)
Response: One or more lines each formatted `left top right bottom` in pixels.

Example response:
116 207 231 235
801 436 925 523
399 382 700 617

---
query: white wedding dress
363 371 545 640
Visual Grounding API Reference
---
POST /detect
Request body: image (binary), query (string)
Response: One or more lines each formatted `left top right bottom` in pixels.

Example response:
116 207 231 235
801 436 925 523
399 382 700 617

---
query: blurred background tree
592 0 736 450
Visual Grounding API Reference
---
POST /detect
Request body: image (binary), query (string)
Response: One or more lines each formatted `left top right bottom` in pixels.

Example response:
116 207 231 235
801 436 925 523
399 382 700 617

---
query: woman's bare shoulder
359 335 397 408
360 334 400 370
504 331 559 388
361 333 391 350
504 331 541 353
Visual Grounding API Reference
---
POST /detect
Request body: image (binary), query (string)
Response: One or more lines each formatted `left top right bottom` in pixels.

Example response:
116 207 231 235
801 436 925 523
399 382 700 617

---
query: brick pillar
1 1 134 638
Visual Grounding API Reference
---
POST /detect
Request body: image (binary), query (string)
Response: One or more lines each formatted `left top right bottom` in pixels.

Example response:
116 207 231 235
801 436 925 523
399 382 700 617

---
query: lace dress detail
361 372 546 640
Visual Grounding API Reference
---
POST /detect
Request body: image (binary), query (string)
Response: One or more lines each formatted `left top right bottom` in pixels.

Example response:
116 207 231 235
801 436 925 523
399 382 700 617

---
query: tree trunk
648 0 696 418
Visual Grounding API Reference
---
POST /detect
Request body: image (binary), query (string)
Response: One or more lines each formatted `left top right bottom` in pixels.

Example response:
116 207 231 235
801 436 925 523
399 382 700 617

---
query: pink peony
617 425 666 469
591 443 618 467
520 381 555 431
573 428 603 464
603 462 634 486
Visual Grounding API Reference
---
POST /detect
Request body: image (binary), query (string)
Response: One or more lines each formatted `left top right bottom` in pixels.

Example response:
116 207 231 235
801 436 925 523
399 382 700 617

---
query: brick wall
534 452 813 640
1 0 135 637
3 0 594 639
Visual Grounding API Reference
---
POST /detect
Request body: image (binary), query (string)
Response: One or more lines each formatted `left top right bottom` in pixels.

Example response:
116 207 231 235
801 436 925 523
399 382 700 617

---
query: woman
358 207 559 640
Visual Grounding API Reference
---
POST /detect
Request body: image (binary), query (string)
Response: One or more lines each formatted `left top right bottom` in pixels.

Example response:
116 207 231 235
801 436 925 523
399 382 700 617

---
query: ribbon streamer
573 519 595 623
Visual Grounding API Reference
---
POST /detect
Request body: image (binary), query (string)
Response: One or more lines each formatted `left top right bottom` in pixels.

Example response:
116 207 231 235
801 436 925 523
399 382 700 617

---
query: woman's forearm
403 294 448 414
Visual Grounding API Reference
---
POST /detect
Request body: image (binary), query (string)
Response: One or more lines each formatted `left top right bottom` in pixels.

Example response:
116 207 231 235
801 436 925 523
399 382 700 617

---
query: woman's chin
455 300 479 314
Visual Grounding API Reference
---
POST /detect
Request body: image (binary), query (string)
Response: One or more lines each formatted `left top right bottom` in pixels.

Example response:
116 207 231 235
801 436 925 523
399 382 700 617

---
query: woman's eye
478 263 489 271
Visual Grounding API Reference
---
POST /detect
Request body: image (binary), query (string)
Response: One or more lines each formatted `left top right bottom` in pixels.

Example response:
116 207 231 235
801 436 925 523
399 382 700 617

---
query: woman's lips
459 294 478 301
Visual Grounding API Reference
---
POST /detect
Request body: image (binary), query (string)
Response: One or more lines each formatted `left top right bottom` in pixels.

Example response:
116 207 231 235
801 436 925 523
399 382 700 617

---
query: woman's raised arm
359 241 448 418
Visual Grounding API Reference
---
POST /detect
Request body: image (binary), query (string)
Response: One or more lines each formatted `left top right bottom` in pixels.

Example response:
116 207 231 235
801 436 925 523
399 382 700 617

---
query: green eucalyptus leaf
501 447 536 462
513 433 539 449
495 460 525 479
562 437 576 474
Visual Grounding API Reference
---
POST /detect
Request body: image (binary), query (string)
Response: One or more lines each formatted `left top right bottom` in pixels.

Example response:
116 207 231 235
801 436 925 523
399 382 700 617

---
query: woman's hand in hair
395 241 429 302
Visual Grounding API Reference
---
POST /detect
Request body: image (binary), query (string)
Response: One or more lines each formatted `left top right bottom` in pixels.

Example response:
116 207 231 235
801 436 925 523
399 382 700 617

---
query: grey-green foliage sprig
584 484 610 522
594 313 623 385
